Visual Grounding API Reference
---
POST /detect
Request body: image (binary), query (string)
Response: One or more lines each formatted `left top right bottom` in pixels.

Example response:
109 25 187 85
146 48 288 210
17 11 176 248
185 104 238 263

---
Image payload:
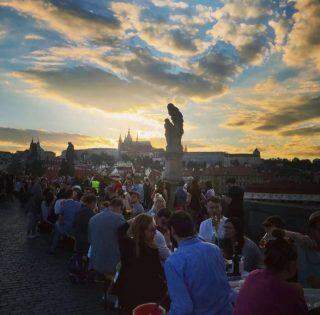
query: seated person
165 211 233 315
234 236 308 315
50 188 81 253
73 193 97 254
273 211 320 288
198 196 228 245
221 217 263 272
259 215 285 248
114 214 167 314
41 188 56 224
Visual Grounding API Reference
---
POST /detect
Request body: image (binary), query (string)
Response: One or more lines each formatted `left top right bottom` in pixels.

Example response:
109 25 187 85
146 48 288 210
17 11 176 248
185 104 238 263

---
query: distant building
16 139 55 161
0 151 13 171
118 129 154 158
183 165 263 194
183 148 261 167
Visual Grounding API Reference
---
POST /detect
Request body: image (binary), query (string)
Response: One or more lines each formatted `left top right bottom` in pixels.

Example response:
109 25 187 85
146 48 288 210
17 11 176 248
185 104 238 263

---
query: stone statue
66 142 75 165
164 103 184 153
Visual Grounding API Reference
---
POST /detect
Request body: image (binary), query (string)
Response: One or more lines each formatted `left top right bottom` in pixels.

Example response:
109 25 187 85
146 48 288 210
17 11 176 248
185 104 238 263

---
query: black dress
114 223 167 313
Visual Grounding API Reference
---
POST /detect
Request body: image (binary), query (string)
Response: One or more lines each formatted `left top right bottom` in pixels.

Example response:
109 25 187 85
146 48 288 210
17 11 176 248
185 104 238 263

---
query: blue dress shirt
164 237 233 315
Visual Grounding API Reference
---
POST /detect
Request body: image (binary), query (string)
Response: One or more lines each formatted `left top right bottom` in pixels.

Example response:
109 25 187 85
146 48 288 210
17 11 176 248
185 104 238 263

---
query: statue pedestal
163 151 183 210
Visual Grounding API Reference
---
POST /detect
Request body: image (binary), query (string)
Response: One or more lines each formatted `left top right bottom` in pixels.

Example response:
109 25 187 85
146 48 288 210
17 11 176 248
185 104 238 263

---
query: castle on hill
118 129 164 158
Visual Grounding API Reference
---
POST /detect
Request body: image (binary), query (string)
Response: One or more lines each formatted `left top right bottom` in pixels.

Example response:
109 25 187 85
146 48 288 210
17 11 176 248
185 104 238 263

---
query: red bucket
133 303 166 315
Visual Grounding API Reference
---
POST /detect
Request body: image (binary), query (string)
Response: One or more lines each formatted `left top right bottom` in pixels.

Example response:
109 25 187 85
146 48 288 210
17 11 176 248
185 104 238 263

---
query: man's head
65 188 73 199
133 177 140 184
81 193 97 210
206 196 222 217
155 208 171 231
168 211 195 242
309 211 320 243
130 191 140 204
109 198 124 214
263 215 285 233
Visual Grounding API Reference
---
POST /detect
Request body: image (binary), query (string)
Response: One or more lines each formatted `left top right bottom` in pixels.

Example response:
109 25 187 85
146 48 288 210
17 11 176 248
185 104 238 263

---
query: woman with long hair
234 236 308 315
114 214 167 313
221 217 263 272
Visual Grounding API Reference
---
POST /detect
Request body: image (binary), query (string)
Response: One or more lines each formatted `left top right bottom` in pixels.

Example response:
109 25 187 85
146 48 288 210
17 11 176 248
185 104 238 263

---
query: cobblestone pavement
0 201 114 315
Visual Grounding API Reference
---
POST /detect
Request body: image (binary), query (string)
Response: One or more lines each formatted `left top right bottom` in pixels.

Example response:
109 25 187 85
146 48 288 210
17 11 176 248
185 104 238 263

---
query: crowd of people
1 171 320 314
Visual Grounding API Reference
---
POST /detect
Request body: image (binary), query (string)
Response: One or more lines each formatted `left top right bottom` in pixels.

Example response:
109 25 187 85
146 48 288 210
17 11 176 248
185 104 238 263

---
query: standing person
198 196 227 245
154 181 168 202
129 191 144 217
147 193 166 217
224 178 244 223
114 214 167 313
41 188 56 224
188 179 205 226
154 208 172 262
132 176 144 203
143 177 152 210
49 188 81 253
73 193 97 254
234 236 308 315
165 211 233 315
88 198 125 276
26 177 43 239
221 217 263 272
174 180 188 211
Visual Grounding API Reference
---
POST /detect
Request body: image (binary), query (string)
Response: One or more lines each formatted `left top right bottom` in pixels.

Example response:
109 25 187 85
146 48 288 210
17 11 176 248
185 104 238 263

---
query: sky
0 0 319 159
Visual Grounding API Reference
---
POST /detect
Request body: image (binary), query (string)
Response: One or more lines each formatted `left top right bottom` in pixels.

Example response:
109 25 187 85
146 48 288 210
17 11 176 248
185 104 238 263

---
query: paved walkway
0 201 111 314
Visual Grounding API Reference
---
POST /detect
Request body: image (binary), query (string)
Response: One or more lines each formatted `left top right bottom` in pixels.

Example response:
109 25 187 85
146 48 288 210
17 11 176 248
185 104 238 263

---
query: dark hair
65 188 73 199
205 181 213 189
264 237 297 273
168 211 195 238
263 215 285 229
110 197 123 208
207 196 221 205
81 193 97 205
156 208 171 220
225 217 245 251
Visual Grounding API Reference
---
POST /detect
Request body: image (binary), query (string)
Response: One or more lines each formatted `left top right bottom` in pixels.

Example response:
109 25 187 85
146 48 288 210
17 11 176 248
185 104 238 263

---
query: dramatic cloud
283 0 320 70
0 0 121 43
0 126 112 153
208 0 272 66
269 17 292 47
125 48 225 100
255 96 320 131
198 50 240 81
281 126 320 136
11 66 165 113
0 0 319 158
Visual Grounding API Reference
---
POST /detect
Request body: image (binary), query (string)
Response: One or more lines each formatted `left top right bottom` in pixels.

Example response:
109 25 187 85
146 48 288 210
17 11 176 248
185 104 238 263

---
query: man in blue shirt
165 211 233 315
88 198 126 275
50 188 81 253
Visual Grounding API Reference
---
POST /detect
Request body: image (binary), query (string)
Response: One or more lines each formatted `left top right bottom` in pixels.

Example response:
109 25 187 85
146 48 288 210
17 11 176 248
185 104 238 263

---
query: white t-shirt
154 230 171 263
198 216 227 243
